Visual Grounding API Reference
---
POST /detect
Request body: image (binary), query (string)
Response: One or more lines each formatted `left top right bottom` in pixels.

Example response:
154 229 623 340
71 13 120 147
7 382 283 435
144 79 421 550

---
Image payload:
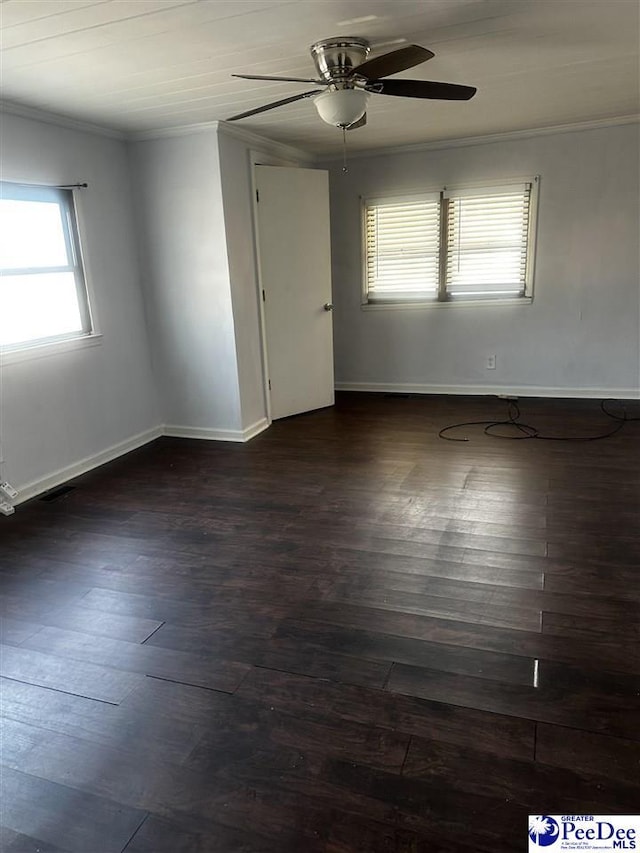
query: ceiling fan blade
365 79 477 100
350 45 434 80
346 113 367 130
232 73 325 84
226 90 319 121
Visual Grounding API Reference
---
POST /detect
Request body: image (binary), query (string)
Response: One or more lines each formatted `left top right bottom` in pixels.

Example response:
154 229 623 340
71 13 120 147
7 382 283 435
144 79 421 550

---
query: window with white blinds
363 178 537 306
364 195 440 302
444 183 533 300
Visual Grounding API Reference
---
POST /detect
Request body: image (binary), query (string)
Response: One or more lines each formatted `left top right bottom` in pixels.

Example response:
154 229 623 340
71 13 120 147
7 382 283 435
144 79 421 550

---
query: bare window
0 182 92 349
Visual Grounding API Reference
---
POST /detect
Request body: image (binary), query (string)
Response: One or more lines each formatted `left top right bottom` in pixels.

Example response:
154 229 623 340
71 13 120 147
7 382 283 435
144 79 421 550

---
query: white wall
130 129 244 435
0 112 161 497
131 123 312 438
326 123 640 397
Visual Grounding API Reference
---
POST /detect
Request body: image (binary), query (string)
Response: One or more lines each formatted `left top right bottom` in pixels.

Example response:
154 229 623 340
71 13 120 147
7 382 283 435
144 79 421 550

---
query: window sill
1 333 103 365
361 297 533 311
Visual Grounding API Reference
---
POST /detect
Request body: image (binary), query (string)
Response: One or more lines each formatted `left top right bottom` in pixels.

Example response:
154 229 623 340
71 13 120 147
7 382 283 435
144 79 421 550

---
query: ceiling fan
226 37 477 130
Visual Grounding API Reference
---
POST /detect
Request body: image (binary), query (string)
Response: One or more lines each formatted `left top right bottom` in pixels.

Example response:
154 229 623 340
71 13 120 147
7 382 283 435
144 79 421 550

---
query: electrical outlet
0 500 15 516
0 481 18 499
486 354 496 370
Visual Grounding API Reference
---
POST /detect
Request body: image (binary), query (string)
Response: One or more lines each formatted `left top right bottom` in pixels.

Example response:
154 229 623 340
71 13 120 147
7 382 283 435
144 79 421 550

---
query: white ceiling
1 0 639 155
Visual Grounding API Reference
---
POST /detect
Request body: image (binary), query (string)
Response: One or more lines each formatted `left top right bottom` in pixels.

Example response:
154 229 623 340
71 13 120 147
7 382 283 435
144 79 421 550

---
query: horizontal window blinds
444 183 532 300
365 197 440 302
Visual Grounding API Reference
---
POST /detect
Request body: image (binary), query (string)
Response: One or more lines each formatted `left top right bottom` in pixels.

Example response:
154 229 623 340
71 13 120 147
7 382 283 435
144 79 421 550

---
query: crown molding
4 98 635 163
128 119 221 142
217 121 314 164
315 114 640 162
130 119 312 163
0 100 125 140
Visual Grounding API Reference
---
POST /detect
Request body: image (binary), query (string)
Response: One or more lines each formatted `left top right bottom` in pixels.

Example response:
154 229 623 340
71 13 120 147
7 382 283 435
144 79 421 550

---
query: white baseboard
163 417 270 443
335 381 640 400
241 417 271 441
11 417 272 506
11 375 636 508
15 425 163 505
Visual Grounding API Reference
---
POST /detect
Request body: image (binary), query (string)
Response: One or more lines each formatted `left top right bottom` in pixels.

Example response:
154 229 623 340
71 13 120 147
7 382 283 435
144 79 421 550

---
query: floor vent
40 485 76 502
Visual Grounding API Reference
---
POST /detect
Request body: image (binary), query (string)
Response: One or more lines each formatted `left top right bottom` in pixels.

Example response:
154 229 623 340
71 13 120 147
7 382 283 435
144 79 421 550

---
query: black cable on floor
438 398 637 442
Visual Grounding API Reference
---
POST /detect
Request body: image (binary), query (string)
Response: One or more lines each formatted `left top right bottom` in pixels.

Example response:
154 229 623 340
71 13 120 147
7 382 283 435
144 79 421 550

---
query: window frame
0 181 94 352
361 176 539 309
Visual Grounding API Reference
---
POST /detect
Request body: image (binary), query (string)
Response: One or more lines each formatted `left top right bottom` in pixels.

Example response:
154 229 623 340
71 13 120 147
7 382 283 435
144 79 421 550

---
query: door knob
324 302 334 311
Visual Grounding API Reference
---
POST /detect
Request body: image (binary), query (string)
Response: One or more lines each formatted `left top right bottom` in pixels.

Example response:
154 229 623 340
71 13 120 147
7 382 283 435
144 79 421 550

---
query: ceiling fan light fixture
314 88 369 127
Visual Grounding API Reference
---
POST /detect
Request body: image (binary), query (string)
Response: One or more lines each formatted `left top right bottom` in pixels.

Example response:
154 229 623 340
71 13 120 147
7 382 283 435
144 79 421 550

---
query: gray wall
131 125 311 437
327 123 640 397
130 129 244 434
0 112 160 495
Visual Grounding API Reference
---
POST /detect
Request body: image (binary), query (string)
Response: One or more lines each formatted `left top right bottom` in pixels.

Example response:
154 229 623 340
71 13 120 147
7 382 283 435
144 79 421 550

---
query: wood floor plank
328 571 637 622
0 715 191 812
0 643 141 703
331 548 545 589
19 626 249 693
386 660 640 739
276 618 537 686
0 766 146 853
296 600 640 674
320 585 543 632
0 677 206 764
123 814 279 853
324 815 481 853
184 698 411 776
19 605 164 643
118 673 235 726
543 564 640 600
542 610 639 642
237 666 534 761
0 617 43 646
0 579 91 621
0 826 72 853
402 733 640 812
536 723 640 785
323 759 521 852
146 625 392 688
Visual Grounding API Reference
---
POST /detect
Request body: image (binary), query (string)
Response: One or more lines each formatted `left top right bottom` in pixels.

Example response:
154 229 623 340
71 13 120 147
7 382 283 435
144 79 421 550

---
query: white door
255 165 334 421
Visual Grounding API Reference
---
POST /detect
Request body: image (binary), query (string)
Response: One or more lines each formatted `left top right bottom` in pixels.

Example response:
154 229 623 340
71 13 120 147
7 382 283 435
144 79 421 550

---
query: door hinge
268 379 271 390
262 289 266 302
256 189 259 202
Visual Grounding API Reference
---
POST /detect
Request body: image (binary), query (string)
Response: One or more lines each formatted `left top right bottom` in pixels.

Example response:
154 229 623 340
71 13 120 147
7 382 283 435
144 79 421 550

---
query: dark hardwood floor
1 392 639 852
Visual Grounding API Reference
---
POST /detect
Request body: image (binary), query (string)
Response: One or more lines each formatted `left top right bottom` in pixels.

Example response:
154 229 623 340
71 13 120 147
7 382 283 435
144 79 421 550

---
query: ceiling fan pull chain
342 126 348 173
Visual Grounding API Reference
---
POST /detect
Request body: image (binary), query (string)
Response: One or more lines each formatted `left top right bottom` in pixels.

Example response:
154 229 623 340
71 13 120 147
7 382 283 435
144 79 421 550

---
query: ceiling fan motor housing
310 37 370 82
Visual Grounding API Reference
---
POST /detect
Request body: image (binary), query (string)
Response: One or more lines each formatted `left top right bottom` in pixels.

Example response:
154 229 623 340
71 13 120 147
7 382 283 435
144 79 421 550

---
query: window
0 182 92 349
365 193 441 302
364 178 538 305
